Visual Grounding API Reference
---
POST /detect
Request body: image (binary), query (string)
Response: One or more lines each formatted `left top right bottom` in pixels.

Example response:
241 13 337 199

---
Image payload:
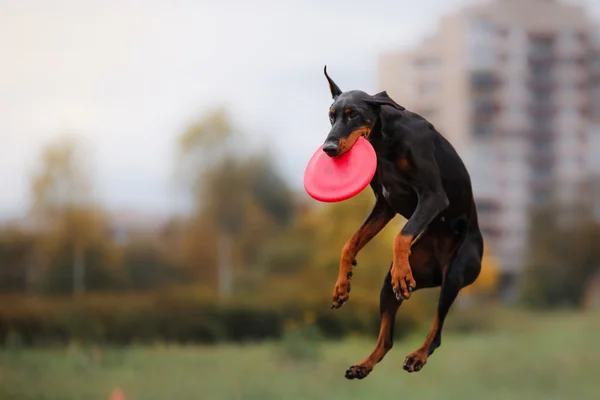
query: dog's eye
329 113 335 124
347 110 358 119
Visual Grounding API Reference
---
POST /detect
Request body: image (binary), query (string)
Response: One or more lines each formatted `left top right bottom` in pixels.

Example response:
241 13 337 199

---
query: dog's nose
323 141 339 157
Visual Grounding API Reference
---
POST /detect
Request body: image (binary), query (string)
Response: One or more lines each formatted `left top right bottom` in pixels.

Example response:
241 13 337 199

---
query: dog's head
322 65 405 157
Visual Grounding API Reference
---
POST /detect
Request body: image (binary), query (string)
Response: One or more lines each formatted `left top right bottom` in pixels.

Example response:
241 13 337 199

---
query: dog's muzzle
322 141 339 157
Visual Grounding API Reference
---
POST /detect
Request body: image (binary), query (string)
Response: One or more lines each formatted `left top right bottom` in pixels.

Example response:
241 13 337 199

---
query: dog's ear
324 65 342 99
366 91 405 111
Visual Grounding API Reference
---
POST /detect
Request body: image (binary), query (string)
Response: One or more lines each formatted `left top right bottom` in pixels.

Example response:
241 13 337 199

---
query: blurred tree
176 108 241 298
175 108 295 298
28 135 111 296
30 136 93 218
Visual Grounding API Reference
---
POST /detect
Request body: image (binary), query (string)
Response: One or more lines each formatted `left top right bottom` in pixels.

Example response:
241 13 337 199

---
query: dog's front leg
391 192 448 300
332 198 395 309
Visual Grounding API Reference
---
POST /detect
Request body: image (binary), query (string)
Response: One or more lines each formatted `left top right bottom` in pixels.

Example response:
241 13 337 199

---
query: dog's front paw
403 348 428 373
331 274 352 309
345 364 372 380
391 265 416 301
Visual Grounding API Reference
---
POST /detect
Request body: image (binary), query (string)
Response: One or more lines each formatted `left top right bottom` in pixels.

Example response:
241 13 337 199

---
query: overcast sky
1 0 598 219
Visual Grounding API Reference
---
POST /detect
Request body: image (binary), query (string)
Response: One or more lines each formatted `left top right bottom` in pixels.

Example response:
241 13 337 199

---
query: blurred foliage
520 203 600 309
30 135 94 219
0 291 421 346
0 228 35 293
10 106 595 348
24 135 116 296
174 109 296 297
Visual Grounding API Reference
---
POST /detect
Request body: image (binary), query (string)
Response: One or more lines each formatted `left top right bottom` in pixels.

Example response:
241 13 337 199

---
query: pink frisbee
303 136 377 202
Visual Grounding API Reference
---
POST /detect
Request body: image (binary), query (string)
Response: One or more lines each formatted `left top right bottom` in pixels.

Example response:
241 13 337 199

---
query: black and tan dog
321 66 483 379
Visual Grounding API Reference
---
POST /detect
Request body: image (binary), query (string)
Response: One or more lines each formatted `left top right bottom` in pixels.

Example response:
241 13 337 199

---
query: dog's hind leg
344 233 442 380
402 231 483 373
345 264 400 380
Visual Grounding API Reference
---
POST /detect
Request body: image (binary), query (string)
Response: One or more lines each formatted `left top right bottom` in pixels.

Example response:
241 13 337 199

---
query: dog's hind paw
345 364 372 380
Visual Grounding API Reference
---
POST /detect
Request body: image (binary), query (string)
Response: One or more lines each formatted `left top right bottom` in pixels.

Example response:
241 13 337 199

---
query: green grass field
1 310 599 400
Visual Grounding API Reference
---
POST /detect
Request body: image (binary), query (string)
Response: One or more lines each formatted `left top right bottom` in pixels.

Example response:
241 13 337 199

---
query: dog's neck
368 107 404 158
370 115 384 139
371 107 396 140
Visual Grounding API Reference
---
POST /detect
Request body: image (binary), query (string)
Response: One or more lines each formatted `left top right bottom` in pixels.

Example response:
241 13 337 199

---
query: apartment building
379 0 600 298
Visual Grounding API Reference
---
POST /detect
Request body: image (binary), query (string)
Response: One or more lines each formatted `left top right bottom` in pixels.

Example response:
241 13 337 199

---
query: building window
531 90 552 104
472 98 496 114
531 139 552 154
529 35 554 57
412 57 441 69
531 164 551 178
529 64 552 78
531 116 552 130
470 72 497 90
590 52 600 70
475 199 499 213
472 124 494 137
469 18 496 39
468 45 496 69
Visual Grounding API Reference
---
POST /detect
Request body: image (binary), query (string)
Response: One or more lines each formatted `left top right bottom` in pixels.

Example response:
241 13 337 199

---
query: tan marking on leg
332 211 393 308
403 315 439 372
391 233 416 300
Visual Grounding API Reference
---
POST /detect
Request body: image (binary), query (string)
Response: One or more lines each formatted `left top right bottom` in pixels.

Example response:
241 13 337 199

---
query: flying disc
303 136 377 202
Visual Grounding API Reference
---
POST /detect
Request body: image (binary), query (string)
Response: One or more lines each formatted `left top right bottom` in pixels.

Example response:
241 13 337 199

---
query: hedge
0 293 422 347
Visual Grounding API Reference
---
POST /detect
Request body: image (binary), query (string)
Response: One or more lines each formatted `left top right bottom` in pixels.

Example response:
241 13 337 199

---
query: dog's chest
379 177 412 203
376 159 417 216
377 161 413 199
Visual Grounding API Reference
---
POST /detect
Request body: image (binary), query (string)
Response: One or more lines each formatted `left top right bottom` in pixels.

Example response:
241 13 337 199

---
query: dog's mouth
323 127 371 158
